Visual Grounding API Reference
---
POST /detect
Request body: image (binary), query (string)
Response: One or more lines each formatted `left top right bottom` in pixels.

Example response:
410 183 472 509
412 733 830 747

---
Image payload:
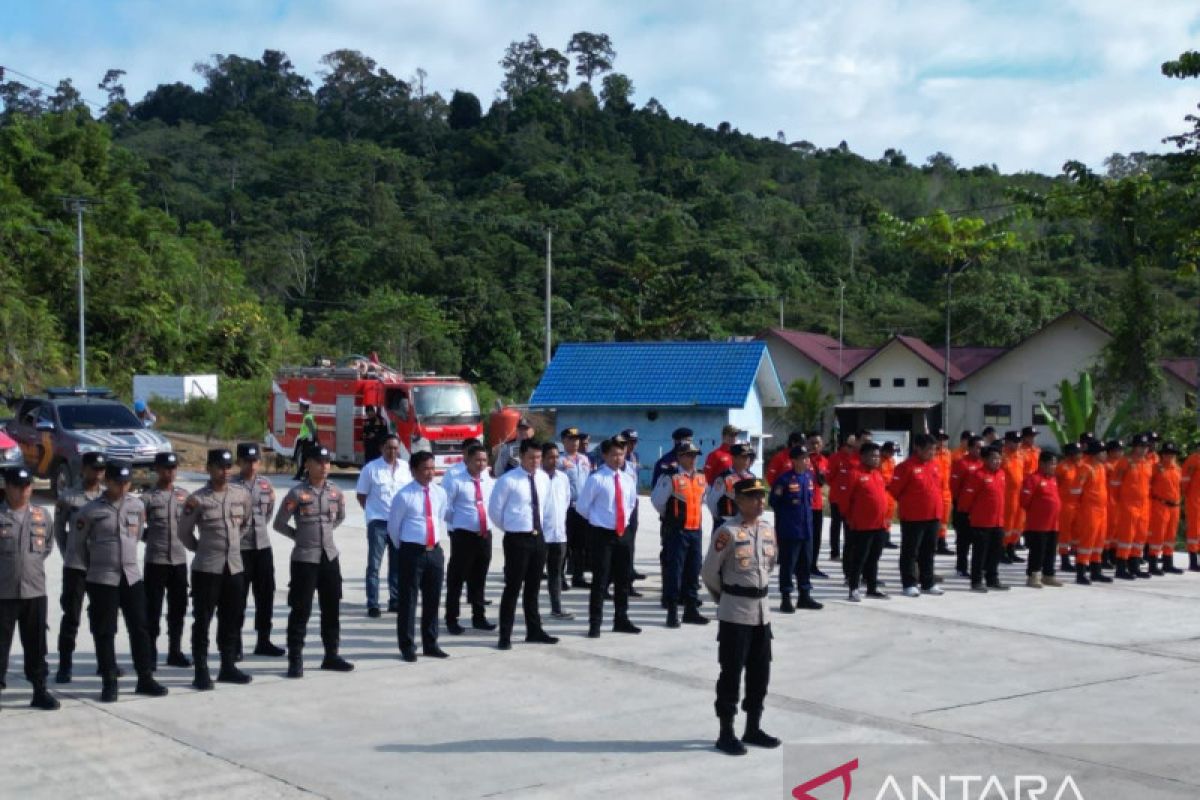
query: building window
893 378 906 388
917 378 929 387
842 381 855 395
869 378 882 388
983 404 1012 425
1033 404 1059 425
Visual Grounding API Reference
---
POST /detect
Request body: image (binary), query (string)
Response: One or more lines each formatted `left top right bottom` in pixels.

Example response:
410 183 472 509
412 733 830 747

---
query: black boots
217 655 252 684
30 685 60 710
1115 559 1135 580
1148 555 1164 576
135 672 168 697
1090 563 1113 583
166 634 192 668
55 654 72 684
100 673 119 703
254 632 285 657
1006 544 1025 563
287 656 304 678
682 604 710 625
1162 554 1183 574
1130 557 1150 579
1060 553 1073 572
742 710 781 748
779 594 795 614
321 654 354 672
666 605 680 628
613 617 641 634
716 714 747 756
797 591 823 610
1075 564 1091 585
1191 552 1200 572
193 659 214 691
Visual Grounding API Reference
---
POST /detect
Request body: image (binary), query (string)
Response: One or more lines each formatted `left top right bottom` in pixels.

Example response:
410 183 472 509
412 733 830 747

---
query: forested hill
1 34 1197 403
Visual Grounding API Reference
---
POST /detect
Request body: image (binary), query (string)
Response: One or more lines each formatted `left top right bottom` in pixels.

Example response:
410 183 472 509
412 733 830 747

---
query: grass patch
151 378 269 441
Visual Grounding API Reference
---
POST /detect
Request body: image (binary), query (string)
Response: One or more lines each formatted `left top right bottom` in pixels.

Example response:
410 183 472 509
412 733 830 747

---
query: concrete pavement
3 471 1200 799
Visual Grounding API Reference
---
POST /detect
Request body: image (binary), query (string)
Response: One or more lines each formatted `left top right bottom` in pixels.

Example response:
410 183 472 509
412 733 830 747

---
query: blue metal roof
529 341 773 408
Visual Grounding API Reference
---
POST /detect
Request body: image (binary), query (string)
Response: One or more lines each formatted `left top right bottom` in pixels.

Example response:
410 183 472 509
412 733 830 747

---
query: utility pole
62 196 98 389
544 228 553 367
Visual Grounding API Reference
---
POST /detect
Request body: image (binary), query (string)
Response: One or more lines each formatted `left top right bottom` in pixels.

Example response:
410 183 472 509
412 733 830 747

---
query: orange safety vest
665 471 706 530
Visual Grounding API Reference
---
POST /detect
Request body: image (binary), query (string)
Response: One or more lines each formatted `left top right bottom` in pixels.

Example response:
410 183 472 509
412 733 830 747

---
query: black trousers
829 503 845 558
500 533 547 640
845 529 886 592
777 537 813 595
292 438 313 478
445 530 490 623
900 519 939 590
287 555 342 656
144 562 188 643
0 596 48 690
662 524 703 606
191 568 245 659
545 542 567 614
1024 531 1059 576
953 510 973 574
566 508 591 580
396 543 443 652
241 547 277 635
971 527 1004 584
87 577 154 676
810 509 825 572
57 566 87 657
715 620 772 718
589 527 633 626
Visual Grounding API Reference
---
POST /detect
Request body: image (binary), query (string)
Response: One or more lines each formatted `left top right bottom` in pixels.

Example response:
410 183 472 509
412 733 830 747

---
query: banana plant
1039 372 1135 446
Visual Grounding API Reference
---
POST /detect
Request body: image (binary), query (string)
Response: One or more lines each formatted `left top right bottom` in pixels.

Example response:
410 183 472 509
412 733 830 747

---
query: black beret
307 445 332 462
81 452 107 469
154 452 178 468
3 466 32 487
207 448 234 467
236 443 261 461
104 460 132 482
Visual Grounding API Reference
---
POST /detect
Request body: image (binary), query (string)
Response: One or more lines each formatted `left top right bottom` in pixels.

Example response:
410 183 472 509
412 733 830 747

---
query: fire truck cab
267 355 483 472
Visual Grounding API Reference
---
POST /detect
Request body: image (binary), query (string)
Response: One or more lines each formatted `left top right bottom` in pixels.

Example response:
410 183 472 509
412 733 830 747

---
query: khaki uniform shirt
273 480 345 563
179 483 252 575
55 486 102 571
0 503 53 599
231 474 275 551
141 485 190 566
77 494 145 587
701 513 778 626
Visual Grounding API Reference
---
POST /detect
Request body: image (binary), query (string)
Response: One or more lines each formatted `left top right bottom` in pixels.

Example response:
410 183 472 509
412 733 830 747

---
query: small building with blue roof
528 341 787 487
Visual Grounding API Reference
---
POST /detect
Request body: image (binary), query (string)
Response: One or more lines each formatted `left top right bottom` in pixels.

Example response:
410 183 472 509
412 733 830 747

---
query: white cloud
1 0 1198 173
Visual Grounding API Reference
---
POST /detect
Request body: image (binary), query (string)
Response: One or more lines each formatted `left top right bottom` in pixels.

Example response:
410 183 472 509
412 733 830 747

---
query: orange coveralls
1112 457 1152 560
1182 452 1200 554
1070 457 1108 566
936 447 952 539
1002 448 1025 545
1055 457 1081 555
880 454 897 523
1148 460 1181 558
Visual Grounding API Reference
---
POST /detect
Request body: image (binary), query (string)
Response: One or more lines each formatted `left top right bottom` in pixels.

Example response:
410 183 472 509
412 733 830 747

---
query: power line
0 65 106 109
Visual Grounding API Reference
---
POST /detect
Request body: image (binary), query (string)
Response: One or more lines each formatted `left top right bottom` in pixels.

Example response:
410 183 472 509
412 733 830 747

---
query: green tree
566 32 616 85
779 375 834 433
310 288 460 374
500 35 569 98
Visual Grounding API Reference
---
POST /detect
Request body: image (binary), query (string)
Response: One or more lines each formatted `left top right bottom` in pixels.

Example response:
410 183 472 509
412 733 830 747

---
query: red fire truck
266 355 483 472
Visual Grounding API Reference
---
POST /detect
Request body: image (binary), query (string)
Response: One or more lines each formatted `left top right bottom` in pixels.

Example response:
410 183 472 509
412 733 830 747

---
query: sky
3 0 1200 174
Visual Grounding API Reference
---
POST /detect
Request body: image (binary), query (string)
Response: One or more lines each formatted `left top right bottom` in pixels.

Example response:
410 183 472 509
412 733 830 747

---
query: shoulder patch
714 530 731 551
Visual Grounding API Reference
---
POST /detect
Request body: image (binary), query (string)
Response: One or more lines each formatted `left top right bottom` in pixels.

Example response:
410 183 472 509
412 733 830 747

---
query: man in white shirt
559 427 593 589
541 442 574 620
355 435 411 618
488 440 558 650
442 444 497 635
442 437 482 489
618 429 646 595
386 452 449 662
577 437 640 638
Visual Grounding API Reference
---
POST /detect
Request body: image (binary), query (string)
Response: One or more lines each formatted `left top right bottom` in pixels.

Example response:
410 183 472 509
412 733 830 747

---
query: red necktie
423 486 436 547
614 472 626 536
473 478 488 536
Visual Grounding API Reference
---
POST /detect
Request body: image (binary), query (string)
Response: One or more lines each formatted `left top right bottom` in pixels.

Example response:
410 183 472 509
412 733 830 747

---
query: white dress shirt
541 468 571 544
355 456 412 523
442 459 468 490
559 450 591 505
577 464 638 529
444 470 496 533
488 467 551 533
387 480 448 547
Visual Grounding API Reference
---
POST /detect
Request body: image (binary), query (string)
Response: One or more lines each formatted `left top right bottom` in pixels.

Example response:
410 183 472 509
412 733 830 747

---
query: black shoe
1075 565 1091 585
254 637 285 657
742 713 781 748
422 646 450 658
484 599 493 606
797 592 823 610
30 687 60 710
716 720 747 756
666 606 681 628
55 658 72 685
287 659 304 678
135 674 168 697
321 655 355 671
587 623 601 638
936 544 955 556
386 601 399 613
471 617 497 631
561 580 570 592
866 590 889 599
1007 546 1025 564
525 631 559 645
1131 558 1150 579
1115 562 1136 580
986 581 1010 591
613 619 641 634
779 594 795 614
970 582 988 593
882 541 898 549
682 606 710 624
956 569 970 578
1090 564 1113 583
1060 554 1073 572
216 662 252 684
496 639 512 651
628 587 643 598
1190 553 1200 572
400 649 418 662
100 677 118 703
810 568 829 579
446 620 465 636
166 650 192 668
633 571 646 580
1163 556 1183 574
193 664 214 691
367 607 382 618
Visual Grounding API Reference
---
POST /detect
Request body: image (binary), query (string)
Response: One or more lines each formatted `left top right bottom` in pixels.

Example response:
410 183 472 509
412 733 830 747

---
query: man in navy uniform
769 445 823 613
652 428 695 487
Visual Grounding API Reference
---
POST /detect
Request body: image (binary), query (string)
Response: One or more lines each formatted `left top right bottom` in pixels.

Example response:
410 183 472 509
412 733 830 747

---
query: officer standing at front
769 445 823 612
53 451 105 684
0 466 60 711
442 443 497 634
141 452 192 669
701 477 780 756
179 448 253 690
388 451 450 662
77 461 168 702
651 441 710 628
273 445 352 678
232 443 284 660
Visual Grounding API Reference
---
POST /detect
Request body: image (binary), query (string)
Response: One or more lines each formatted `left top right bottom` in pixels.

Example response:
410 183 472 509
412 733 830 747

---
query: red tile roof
894 335 965 381
1162 357 1198 389
762 329 872 378
934 346 1007 377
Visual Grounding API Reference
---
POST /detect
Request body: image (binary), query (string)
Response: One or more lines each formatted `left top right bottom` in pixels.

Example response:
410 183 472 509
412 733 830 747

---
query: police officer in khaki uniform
142 451 192 669
179 448 253 690
0 466 60 711
77 461 167 702
231 443 283 661
54 451 105 684
701 477 781 756
273 445 352 678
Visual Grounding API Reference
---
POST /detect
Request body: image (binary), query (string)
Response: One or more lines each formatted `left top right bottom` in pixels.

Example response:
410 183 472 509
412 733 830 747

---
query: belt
505 530 539 536
721 583 768 598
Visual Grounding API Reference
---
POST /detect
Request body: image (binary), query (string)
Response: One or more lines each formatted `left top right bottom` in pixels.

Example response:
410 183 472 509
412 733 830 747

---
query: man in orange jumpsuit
1112 434 1153 580
1182 442 1200 571
934 431 954 556
1148 442 1183 575
1000 432 1026 564
1069 439 1112 584
879 442 897 529
1102 440 1124 569
1055 443 1084 573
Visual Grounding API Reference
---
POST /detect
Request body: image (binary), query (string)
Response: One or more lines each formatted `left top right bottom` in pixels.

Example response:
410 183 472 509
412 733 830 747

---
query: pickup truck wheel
52 460 73 499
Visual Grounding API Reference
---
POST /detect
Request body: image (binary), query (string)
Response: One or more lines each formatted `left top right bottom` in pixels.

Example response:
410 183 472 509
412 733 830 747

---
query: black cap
154 452 178 468
1086 440 1105 456
1105 439 1124 452
733 477 768 496
788 445 810 459
935 429 949 441
1003 431 1020 444
3 466 32 487
298 397 311 407
671 427 694 441
959 430 976 441
104 460 132 482
1079 432 1096 443
981 426 997 437
1063 442 1081 456
307 444 332 462
620 428 639 441
81 452 107 469
207 448 234 467
236 443 261 462
560 427 581 439
1021 426 1038 438
1131 434 1150 447
1149 431 1161 442
984 444 1004 457
881 441 896 454
967 435 984 447
859 441 880 454
678 442 702 456
730 443 755 458
1162 442 1181 456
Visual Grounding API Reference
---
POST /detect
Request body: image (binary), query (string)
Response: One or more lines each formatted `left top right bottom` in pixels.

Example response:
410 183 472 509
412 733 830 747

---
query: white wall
847 343 943 404
761 334 842 442
133 374 219 403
